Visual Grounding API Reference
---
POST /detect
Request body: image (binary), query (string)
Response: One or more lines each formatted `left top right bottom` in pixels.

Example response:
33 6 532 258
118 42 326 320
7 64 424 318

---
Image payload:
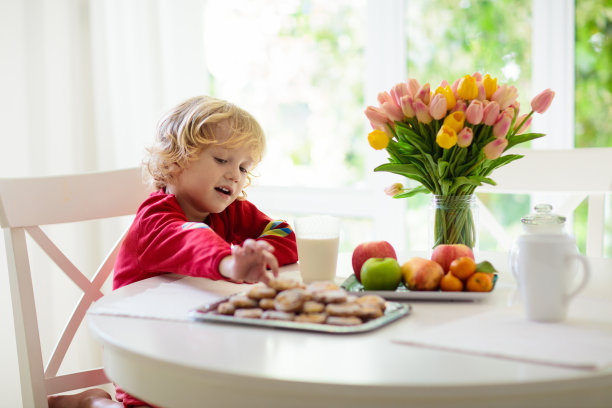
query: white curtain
0 0 209 404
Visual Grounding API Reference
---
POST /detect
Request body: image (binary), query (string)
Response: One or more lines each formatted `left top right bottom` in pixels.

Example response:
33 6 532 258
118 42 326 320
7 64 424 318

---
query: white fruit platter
340 274 498 301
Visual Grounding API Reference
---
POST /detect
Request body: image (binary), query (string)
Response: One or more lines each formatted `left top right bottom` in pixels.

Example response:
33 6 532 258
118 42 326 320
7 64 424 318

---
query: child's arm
221 200 299 267
218 239 279 284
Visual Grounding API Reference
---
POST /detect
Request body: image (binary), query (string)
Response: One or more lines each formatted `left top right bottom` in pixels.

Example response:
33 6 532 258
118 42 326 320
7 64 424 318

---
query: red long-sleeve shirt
113 190 298 290
112 190 298 407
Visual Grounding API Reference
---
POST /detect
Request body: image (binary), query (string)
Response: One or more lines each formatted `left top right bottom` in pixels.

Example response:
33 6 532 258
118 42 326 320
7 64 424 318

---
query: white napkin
393 296 612 370
89 276 249 321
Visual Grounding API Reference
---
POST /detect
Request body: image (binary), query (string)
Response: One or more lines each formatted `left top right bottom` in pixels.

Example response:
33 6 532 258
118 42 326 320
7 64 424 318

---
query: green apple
360 257 402 291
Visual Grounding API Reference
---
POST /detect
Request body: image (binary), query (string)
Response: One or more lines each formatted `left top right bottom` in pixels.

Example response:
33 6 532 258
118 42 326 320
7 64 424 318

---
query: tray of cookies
189 278 411 334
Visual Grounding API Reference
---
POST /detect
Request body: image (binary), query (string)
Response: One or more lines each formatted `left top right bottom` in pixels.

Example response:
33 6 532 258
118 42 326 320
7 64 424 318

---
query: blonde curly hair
144 96 265 196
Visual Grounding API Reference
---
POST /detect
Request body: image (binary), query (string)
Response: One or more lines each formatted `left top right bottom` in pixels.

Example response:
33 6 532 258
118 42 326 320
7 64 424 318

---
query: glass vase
429 194 478 250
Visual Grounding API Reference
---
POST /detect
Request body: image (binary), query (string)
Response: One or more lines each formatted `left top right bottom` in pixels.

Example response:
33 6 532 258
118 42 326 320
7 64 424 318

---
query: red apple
401 257 444 291
351 241 397 283
430 244 474 273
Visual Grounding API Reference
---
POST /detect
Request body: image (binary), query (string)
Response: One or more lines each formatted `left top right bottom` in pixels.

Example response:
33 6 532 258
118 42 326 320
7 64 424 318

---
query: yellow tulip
483 74 498 99
457 75 478 100
442 111 465 133
368 129 390 150
435 85 456 110
436 125 457 149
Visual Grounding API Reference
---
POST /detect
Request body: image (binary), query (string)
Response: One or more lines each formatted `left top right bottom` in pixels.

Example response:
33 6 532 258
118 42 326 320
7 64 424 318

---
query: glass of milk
294 215 340 283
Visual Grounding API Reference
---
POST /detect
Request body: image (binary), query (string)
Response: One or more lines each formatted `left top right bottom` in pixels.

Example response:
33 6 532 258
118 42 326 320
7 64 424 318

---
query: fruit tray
340 274 498 301
189 296 411 334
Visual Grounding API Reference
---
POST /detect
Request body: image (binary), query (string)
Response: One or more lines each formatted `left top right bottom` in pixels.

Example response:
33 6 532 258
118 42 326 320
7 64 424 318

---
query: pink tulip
483 138 508 160
382 101 404 122
415 83 431 105
515 114 532 134
400 95 416 118
378 92 404 122
510 101 520 116
476 82 486 100
501 107 515 121
384 183 404 197
364 106 389 129
457 127 474 148
413 99 433 124
391 83 409 108
406 78 420 97
451 78 461 95
531 88 555 114
429 93 447 120
492 84 519 110
465 100 484 125
493 113 512 138
439 79 450 88
451 99 467 113
482 101 500 126
472 72 483 82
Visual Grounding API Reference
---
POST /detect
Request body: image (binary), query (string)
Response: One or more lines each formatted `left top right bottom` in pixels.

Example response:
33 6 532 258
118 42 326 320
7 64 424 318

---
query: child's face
167 141 255 222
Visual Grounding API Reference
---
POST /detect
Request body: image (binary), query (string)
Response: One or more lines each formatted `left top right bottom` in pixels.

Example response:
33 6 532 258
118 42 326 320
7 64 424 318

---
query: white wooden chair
478 147 612 257
0 168 151 407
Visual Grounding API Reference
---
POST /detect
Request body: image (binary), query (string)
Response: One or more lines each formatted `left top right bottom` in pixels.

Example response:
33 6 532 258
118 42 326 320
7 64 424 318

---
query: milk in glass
294 215 340 283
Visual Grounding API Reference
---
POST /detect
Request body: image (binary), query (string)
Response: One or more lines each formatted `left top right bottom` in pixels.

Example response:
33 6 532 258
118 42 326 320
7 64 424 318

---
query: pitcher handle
564 254 591 303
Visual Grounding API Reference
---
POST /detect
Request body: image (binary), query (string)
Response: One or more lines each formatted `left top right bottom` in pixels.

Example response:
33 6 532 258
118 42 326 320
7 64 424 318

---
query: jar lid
521 204 566 233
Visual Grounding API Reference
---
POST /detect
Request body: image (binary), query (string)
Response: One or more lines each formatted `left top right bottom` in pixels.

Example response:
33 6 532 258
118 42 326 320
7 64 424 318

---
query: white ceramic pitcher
510 204 590 322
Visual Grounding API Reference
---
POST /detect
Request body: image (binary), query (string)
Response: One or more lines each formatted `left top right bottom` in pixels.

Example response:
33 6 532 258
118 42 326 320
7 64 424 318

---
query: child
49 95 298 408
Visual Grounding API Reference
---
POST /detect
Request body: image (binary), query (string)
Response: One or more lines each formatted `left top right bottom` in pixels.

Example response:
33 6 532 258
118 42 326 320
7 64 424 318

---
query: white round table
88 252 612 408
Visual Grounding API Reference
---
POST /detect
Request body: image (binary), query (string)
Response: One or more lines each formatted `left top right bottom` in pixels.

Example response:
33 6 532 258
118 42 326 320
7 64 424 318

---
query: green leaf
395 122 431 153
438 161 449 178
469 175 496 185
440 179 452 195
485 154 524 174
453 176 481 188
374 163 422 177
506 133 545 150
373 162 433 191
476 260 497 273
393 185 429 198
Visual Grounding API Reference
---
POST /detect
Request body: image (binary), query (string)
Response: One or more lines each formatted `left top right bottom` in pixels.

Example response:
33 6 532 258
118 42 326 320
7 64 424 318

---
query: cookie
274 288 307 312
313 289 348 304
229 294 258 308
234 308 263 319
305 281 339 293
295 313 328 324
259 298 276 310
302 300 325 313
261 310 295 321
326 316 363 326
216 301 235 315
356 304 384 320
325 302 362 317
247 285 277 300
355 294 387 311
268 277 305 291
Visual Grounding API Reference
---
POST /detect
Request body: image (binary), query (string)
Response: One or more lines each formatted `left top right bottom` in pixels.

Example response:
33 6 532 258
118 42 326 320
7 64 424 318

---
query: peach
401 257 444 291
430 244 474 273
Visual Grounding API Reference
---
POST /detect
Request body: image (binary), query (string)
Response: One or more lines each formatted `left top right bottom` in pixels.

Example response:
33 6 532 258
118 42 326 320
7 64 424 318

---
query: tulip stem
509 110 535 138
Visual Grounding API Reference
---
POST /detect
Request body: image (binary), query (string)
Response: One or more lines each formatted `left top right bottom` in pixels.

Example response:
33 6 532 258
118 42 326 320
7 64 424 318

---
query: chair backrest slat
478 148 612 257
0 168 150 228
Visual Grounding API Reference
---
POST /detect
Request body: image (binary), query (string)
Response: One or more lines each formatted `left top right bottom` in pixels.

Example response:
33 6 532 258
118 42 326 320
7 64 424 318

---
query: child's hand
219 239 279 285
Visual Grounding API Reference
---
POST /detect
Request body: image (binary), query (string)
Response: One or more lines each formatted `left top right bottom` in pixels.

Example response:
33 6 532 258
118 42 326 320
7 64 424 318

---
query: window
203 0 611 255
204 0 366 188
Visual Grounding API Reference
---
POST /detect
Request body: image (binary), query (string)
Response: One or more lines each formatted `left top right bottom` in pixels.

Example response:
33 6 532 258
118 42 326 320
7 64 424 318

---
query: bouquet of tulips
364 73 555 247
